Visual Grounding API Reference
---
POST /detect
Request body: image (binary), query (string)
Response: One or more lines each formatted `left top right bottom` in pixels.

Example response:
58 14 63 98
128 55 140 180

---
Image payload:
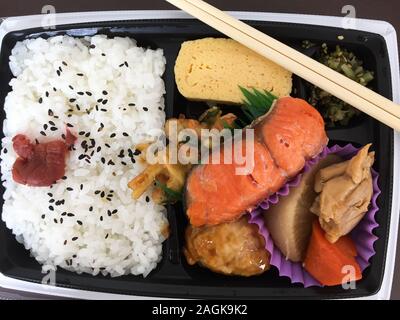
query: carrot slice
304 220 362 286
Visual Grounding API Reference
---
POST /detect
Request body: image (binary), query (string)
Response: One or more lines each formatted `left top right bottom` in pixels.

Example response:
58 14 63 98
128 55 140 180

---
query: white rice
0 35 169 277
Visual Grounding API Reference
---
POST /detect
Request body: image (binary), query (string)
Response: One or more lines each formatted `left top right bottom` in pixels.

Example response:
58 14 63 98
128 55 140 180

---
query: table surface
0 0 399 300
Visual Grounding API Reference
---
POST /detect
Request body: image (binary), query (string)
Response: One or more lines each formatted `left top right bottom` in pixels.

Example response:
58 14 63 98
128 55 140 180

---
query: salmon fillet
186 97 328 227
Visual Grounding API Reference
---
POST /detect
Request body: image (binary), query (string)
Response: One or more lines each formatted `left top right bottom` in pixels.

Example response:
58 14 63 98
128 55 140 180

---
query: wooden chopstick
166 0 400 131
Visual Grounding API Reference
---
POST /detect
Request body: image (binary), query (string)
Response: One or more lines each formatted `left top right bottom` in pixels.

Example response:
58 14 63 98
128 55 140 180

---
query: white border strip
0 10 399 300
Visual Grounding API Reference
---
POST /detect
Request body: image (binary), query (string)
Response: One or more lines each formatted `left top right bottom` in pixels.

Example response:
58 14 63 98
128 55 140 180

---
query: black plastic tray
0 19 394 299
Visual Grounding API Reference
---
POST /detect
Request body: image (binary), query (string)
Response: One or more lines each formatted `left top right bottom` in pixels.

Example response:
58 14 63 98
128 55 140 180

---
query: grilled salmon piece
256 97 327 177
186 138 285 226
186 97 327 227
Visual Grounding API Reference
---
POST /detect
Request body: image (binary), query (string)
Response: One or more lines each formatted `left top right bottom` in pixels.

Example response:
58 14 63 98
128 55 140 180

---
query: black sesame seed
56 70 61 76
69 98 76 103
76 105 81 111
61 134 66 140
64 240 67 245
43 124 48 130
38 97 43 104
68 114 72 118
54 115 59 119
60 218 63 224
45 91 49 97
89 44 96 49
107 210 112 217
49 199 55 203
77 73 84 77
95 105 99 111
131 158 136 164
101 157 106 164
54 218 58 223
85 132 90 138
100 108 107 112
72 237 78 241
100 191 105 198
102 53 106 57
105 143 111 148
72 255 77 259
119 63 124 67
118 150 124 158
94 190 101 195
79 131 85 136
85 109 91 115
110 133 116 138
59 66 63 72
78 154 86 160
102 99 108 105
66 123 73 128
40 131 46 136
143 107 148 112
100 216 103 221
89 206 93 212
77 220 83 225
50 127 58 131
80 184 83 190
47 193 53 197
48 109 54 116
134 149 141 156
53 87 57 92
85 159 91 164
106 197 112 201
66 187 73 191
145 196 150 203
107 160 115 166
86 91 92 96
122 132 129 137
125 61 129 67
158 107 162 111
96 146 101 152
97 98 103 103
62 176 67 180
102 90 108 95
62 61 68 66
48 120 55 126
123 108 127 111
61 212 67 216
67 213 75 217
112 209 118 214
105 234 109 239
77 92 84 96
128 103 135 106
121 161 127 165
41 214 45 219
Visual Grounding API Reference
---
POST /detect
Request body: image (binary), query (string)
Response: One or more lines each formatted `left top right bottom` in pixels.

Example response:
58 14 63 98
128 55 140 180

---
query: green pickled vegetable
303 41 375 126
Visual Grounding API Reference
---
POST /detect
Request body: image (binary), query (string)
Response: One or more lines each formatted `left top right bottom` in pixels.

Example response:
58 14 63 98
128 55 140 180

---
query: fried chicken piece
184 216 270 276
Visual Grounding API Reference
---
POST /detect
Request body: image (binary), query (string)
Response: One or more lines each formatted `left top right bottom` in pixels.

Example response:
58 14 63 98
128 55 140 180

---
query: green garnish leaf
238 86 277 125
155 179 182 204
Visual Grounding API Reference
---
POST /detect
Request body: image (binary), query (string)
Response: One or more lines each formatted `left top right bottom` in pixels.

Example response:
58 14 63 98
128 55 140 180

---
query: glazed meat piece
184 216 270 276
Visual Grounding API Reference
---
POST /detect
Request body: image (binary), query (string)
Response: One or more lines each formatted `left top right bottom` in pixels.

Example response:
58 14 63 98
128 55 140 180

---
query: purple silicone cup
249 144 380 287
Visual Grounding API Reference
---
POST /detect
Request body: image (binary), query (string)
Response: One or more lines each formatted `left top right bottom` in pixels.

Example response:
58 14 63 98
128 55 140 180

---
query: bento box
0 10 399 300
